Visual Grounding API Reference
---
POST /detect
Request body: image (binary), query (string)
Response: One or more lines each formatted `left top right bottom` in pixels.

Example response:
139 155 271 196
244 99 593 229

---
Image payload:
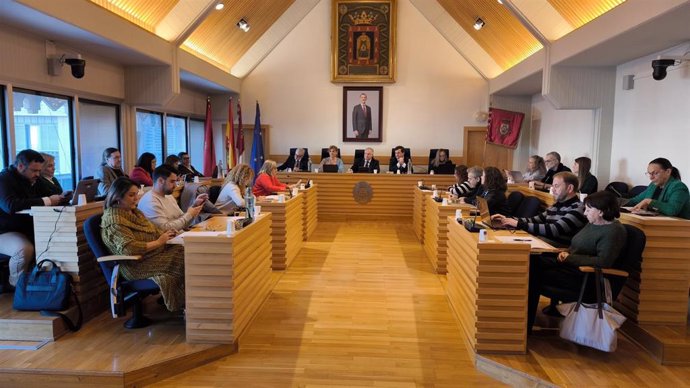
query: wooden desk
297 185 318 240
423 196 473 274
446 217 532 354
183 214 273 344
413 187 431 243
258 194 304 270
507 183 554 208
279 173 455 221
32 202 107 321
618 213 690 325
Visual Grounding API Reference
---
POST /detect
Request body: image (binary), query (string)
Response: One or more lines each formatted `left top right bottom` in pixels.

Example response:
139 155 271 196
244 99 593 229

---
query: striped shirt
448 181 475 197
516 196 586 245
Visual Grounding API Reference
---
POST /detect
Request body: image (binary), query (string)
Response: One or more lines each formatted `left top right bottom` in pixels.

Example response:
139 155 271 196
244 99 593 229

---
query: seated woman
460 166 507 214
428 149 454 174
95 147 126 196
526 190 627 333
253 160 298 196
626 157 690 219
215 164 255 215
100 177 185 312
35 152 63 196
523 155 546 182
320 145 344 173
129 152 156 187
573 156 598 195
448 165 472 197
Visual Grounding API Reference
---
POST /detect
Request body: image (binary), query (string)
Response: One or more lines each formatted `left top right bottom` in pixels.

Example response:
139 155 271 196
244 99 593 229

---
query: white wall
610 43 690 186
530 95 595 170
241 0 488 159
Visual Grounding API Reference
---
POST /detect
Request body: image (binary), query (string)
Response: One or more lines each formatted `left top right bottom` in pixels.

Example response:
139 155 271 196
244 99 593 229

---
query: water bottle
307 158 312 173
244 187 254 219
407 160 413 174
217 160 224 178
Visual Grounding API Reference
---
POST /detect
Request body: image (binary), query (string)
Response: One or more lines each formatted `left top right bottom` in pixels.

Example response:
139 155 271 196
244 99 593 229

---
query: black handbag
13 259 82 331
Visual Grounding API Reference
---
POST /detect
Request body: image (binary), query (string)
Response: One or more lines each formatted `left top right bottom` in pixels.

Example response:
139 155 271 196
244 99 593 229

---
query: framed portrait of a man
343 86 382 142
331 0 396 83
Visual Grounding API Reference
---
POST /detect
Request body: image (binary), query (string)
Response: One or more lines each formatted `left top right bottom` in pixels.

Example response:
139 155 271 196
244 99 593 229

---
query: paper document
494 236 559 252
167 231 224 244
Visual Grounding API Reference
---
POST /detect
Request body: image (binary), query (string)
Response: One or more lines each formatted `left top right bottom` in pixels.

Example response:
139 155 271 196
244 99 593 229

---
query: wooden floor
4 221 690 387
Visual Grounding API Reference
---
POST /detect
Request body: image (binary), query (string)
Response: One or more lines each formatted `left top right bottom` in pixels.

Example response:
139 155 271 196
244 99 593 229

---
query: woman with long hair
627 157 690 218
100 177 185 312
429 149 453 174
130 152 156 187
523 155 546 182
461 166 507 215
253 160 299 196
573 156 598 195
36 152 63 196
215 163 255 214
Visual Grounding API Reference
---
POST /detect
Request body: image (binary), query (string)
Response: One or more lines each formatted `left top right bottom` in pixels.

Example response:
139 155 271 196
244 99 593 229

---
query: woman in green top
527 191 627 333
626 157 690 219
100 177 185 312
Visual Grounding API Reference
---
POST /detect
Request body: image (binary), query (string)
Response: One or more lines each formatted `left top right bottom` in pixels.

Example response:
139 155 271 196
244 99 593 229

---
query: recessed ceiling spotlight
215 2 224 10
237 18 250 32
473 18 485 31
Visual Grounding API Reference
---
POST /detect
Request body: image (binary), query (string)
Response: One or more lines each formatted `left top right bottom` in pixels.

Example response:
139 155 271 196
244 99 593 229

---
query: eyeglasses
645 170 662 177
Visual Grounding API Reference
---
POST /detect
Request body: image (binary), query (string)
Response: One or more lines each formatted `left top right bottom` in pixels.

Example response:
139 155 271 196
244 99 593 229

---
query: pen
513 238 531 242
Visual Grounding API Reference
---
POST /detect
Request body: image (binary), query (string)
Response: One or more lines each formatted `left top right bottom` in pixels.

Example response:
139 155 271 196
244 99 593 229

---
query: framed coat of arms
331 0 396 83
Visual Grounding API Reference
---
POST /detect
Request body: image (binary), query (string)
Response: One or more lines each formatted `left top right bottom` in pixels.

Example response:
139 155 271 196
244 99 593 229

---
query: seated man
138 165 207 231
389 145 412 174
352 147 380 173
177 152 204 180
278 148 309 172
0 149 67 288
533 151 571 191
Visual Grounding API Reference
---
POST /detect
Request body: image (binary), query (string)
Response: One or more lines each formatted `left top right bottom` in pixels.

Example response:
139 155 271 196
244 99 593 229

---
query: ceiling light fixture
497 0 503 4
237 18 250 32
215 2 224 10
473 18 485 31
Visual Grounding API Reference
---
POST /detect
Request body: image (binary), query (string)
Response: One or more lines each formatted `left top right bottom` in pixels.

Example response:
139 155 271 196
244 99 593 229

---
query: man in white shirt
138 165 207 231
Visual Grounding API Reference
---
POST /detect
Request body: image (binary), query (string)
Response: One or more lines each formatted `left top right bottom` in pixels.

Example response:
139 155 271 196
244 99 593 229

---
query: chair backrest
514 196 541 218
390 147 411 162
609 224 646 300
321 148 341 159
504 191 525 217
428 148 449 164
84 214 116 286
605 182 629 197
208 185 222 204
628 185 647 198
354 149 364 160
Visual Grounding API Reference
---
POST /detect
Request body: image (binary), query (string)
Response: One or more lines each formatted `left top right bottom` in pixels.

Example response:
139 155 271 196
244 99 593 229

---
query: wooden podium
259 194 304 270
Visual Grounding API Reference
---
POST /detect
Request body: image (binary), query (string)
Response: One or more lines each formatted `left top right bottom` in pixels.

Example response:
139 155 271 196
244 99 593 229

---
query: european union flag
250 101 264 175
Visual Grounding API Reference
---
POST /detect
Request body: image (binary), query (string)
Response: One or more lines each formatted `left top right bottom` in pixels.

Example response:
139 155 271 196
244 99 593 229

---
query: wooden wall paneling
423 196 473 274
259 194 304 270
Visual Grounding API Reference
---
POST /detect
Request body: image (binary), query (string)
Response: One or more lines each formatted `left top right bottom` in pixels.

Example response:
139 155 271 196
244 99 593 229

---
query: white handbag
556 270 627 352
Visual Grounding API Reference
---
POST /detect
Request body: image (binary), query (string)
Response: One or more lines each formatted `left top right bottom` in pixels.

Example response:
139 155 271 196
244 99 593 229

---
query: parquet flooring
151 221 500 387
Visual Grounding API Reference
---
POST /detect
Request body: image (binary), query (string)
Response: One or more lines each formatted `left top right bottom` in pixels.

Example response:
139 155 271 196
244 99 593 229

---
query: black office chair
84 214 160 329
208 185 222 204
627 185 647 198
514 196 541 218
0 254 11 293
354 149 364 161
428 148 450 164
503 191 525 217
605 182 629 198
321 148 341 159
541 224 645 305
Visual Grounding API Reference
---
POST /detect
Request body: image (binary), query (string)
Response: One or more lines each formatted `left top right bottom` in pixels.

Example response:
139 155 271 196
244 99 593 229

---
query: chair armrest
578 266 628 277
97 255 142 263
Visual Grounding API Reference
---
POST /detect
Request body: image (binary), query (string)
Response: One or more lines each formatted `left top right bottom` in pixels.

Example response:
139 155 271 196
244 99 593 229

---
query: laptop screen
71 179 99 205
475 197 492 225
322 164 339 173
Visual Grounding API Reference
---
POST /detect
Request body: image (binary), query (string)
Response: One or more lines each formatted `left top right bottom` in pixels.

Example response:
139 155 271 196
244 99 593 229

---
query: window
78 100 119 179
165 115 187 157
136 110 163 163
13 89 75 190
189 119 205 171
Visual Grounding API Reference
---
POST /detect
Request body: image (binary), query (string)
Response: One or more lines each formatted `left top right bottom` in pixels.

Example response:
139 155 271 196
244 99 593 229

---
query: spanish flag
226 97 236 170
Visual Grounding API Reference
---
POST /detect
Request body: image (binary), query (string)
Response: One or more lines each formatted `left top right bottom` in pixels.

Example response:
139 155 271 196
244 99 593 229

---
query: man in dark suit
352 147 380 173
352 93 372 139
533 151 571 191
389 145 413 174
278 148 309 172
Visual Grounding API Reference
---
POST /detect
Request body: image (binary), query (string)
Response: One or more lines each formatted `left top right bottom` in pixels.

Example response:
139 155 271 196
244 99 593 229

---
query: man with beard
137 165 206 231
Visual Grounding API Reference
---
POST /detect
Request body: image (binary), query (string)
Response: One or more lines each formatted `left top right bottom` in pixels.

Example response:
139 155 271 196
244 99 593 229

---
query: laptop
507 171 524 183
70 178 99 205
475 197 512 230
322 164 339 173
620 206 658 216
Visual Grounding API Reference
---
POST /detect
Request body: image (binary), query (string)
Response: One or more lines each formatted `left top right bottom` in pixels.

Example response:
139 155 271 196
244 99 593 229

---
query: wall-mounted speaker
622 75 635 90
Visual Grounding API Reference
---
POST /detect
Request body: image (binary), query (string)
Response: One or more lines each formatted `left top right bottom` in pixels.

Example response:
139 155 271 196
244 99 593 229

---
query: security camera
65 56 86 79
47 54 86 79
651 59 676 81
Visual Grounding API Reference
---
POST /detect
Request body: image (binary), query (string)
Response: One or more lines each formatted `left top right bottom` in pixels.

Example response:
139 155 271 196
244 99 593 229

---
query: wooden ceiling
86 0 626 77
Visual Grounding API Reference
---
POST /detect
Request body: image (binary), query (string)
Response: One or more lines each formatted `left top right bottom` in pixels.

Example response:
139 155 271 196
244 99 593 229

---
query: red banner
486 108 524 149
202 99 216 176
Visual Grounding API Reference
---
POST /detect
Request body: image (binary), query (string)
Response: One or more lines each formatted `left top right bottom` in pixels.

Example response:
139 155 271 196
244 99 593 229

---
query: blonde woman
215 163 255 214
252 160 300 196
320 145 345 173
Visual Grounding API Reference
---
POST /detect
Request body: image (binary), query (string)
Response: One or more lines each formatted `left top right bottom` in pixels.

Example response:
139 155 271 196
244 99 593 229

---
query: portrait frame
331 0 397 83
343 86 383 143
